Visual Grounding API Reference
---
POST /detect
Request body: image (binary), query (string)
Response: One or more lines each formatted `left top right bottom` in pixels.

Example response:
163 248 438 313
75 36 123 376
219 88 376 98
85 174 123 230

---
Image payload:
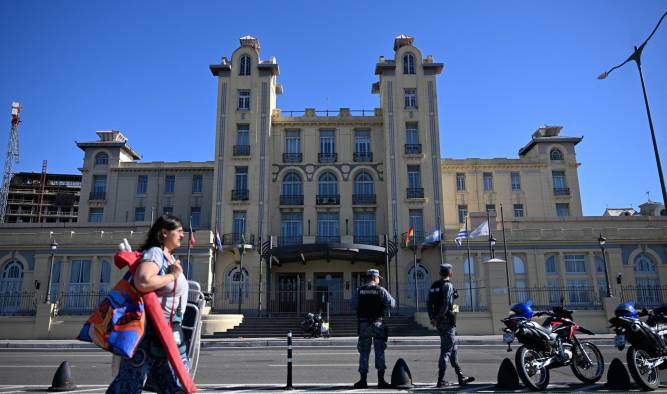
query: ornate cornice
271 162 385 182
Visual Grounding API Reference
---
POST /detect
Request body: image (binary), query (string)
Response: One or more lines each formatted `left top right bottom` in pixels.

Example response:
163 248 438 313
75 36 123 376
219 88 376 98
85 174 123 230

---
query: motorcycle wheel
627 346 660 391
570 341 604 383
515 345 550 391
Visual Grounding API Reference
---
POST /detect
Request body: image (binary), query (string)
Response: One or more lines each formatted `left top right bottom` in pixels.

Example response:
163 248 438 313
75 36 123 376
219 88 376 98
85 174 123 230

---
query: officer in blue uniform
427 263 475 387
353 268 395 389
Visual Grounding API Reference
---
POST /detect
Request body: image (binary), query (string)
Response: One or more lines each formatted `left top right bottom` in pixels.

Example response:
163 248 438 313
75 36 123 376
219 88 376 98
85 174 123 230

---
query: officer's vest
357 284 385 319
428 279 449 315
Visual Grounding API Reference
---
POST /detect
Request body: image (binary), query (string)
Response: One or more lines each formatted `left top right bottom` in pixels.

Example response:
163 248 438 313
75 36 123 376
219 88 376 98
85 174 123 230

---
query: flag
469 220 489 239
188 217 196 248
214 227 223 251
423 226 441 246
454 229 468 247
404 225 414 247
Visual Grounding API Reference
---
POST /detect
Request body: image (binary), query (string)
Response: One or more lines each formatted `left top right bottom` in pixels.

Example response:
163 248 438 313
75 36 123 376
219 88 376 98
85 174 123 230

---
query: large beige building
1 35 666 338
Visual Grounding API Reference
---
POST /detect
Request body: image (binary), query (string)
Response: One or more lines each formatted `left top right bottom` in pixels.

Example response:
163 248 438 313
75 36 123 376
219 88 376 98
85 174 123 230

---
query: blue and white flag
454 229 468 247
214 227 224 251
422 227 442 246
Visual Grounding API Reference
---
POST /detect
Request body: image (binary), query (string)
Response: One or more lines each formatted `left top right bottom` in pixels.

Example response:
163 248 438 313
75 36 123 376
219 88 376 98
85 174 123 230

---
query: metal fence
55 291 107 315
510 286 603 310
0 291 37 316
620 285 667 309
407 280 488 313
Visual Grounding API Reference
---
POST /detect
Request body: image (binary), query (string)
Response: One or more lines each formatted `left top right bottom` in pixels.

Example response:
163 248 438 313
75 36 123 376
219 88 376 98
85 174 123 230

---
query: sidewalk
0 334 616 349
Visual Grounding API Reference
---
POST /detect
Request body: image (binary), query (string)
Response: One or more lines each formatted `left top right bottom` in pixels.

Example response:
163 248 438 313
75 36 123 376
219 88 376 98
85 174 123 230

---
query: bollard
286 330 294 390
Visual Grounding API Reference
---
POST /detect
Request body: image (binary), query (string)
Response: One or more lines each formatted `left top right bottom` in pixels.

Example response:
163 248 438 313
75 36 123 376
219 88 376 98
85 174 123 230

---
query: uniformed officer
427 263 475 387
353 268 396 389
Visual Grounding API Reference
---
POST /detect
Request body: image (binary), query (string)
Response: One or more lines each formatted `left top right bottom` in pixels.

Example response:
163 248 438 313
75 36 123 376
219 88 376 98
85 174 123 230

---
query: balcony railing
231 189 249 201
553 187 571 196
400 230 425 247
278 236 303 246
233 145 251 156
406 187 424 199
353 235 379 245
404 144 422 154
352 194 376 205
353 152 373 162
89 191 106 201
318 153 337 163
222 233 255 246
283 153 303 163
280 195 304 205
316 194 340 205
316 235 341 244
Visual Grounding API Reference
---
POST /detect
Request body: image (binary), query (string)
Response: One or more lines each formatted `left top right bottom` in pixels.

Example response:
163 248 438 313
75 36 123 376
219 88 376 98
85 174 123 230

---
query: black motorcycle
502 304 604 391
609 303 667 391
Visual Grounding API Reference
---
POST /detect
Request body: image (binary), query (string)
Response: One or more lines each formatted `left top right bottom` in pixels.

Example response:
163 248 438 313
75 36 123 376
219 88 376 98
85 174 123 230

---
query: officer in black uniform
427 263 475 387
353 268 395 389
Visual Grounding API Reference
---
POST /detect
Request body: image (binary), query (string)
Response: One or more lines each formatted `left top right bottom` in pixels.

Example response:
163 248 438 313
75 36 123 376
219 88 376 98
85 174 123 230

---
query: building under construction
4 172 80 223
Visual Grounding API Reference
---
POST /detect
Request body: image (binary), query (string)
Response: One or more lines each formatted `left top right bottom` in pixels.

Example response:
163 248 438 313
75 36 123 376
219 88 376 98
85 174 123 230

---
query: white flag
469 220 489 239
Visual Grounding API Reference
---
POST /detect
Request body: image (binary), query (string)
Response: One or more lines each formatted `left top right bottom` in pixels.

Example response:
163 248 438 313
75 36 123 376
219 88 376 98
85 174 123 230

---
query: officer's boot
455 367 475 386
436 369 450 388
377 370 391 389
353 372 368 389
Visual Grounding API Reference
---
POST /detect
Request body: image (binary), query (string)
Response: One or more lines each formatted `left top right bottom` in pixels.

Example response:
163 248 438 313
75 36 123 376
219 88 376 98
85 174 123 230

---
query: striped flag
188 217 196 248
404 225 414 247
454 229 468 247
214 227 223 251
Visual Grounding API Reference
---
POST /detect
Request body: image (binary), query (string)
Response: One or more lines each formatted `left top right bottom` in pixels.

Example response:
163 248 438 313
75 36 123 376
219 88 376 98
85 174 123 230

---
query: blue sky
1 1 666 215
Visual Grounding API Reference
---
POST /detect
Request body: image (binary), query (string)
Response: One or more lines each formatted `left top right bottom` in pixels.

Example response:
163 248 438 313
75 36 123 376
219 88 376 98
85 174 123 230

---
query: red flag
404 225 414 247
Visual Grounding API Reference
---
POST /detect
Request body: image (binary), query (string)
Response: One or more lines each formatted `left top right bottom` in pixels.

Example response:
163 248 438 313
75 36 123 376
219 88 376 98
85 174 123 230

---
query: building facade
4 172 80 224
1 35 666 338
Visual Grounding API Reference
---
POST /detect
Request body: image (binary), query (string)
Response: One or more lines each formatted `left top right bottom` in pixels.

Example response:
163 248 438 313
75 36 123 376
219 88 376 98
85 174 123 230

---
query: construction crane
0 102 21 223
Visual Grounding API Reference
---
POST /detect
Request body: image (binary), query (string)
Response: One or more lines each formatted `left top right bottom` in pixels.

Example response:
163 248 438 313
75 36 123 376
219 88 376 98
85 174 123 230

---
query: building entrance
314 273 350 314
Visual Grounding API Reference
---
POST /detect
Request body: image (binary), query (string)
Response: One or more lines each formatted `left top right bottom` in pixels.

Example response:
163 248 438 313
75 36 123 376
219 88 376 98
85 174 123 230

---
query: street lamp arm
642 11 667 51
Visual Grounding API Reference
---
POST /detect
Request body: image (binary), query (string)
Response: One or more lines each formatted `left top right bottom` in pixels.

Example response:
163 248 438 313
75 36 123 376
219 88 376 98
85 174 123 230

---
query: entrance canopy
263 241 397 265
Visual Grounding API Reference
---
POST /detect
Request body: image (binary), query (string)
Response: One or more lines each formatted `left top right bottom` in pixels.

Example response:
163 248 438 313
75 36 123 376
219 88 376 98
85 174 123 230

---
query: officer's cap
440 263 453 275
367 268 382 279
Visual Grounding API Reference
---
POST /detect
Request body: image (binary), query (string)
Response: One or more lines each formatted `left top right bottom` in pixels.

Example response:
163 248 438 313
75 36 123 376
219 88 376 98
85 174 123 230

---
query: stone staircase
206 314 435 338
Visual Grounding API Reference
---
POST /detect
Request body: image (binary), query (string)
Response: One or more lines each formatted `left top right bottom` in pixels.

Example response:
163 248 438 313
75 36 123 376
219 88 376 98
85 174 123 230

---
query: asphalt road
1 344 666 392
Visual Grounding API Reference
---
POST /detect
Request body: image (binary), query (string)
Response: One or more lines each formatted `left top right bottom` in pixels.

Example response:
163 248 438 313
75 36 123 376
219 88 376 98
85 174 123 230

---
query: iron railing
406 187 424 199
318 153 337 163
88 191 106 201
232 145 251 156
352 194 376 205
55 291 107 315
404 144 422 154
280 109 377 117
222 233 255 246
400 230 425 247
353 152 373 162
231 189 249 201
282 153 303 163
280 195 304 205
620 285 667 309
553 187 571 196
509 286 602 310
316 194 340 205
0 291 37 316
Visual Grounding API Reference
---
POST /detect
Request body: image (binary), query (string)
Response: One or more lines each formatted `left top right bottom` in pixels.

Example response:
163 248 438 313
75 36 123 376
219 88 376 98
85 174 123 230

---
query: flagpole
412 231 419 312
187 216 192 280
393 232 400 312
212 240 217 309
438 227 444 265
465 217 473 312
500 203 511 305
257 235 262 316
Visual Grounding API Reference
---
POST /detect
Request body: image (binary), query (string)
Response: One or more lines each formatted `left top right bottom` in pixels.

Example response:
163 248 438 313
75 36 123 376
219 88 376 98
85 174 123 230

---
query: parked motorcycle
502 300 605 391
609 302 667 391
300 313 330 338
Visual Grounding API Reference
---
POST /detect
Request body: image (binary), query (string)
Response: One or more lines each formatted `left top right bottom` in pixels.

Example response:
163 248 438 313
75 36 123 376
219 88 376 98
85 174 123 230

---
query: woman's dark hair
141 214 183 251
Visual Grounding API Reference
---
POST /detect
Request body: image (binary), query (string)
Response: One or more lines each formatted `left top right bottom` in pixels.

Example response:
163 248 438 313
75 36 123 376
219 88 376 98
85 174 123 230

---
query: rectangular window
319 130 336 154
190 207 201 229
407 165 421 189
409 209 424 235
69 259 91 286
93 175 106 193
458 205 468 224
354 211 376 237
545 256 557 274
556 203 570 217
281 212 303 238
237 90 250 110
404 88 417 108
513 203 524 217
233 211 246 238
236 124 249 145
134 207 145 222
483 172 493 191
486 204 496 215
163 206 173 215
137 175 147 194
165 175 175 194
552 171 567 189
564 254 587 274
511 172 521 191
235 167 248 190
595 255 606 274
88 208 103 223
456 173 466 191
317 212 339 237
406 122 419 145
354 130 371 154
192 174 203 194
285 130 301 153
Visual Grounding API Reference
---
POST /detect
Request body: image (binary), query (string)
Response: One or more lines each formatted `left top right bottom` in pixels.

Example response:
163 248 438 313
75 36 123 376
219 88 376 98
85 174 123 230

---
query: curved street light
45 239 58 303
598 234 612 297
598 11 667 216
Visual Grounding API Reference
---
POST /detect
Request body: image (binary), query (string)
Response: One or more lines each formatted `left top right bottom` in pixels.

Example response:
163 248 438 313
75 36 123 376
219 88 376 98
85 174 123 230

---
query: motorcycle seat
653 305 667 316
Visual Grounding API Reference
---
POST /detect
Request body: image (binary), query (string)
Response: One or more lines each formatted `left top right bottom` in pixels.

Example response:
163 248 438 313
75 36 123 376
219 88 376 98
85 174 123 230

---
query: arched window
239 55 251 76
224 266 251 304
318 171 338 196
635 254 657 273
407 263 430 307
513 256 526 275
0 260 23 293
403 53 415 75
94 152 109 165
353 172 374 195
634 254 661 307
545 256 557 275
550 148 563 161
282 172 302 196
